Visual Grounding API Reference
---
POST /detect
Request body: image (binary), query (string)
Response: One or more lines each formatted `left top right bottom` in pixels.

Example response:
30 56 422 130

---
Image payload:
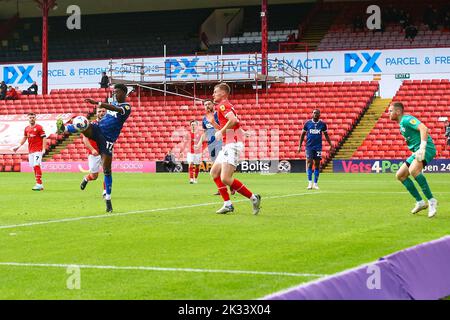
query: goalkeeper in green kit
388 102 438 218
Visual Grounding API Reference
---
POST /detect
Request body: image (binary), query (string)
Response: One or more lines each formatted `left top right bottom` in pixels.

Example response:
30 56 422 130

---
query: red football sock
189 164 194 179
231 179 253 199
33 165 42 184
214 177 230 201
85 173 96 181
194 166 200 179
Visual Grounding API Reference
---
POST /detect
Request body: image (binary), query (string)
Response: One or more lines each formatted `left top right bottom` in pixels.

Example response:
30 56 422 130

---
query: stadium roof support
261 0 268 77
34 0 56 95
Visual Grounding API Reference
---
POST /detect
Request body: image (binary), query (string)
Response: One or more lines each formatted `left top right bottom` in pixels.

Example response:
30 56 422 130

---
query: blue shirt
303 119 327 150
202 112 219 145
99 101 131 142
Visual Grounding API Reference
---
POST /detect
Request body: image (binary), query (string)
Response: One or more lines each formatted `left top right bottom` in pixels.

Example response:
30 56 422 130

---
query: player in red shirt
184 120 203 184
80 107 106 195
210 82 261 214
12 112 47 191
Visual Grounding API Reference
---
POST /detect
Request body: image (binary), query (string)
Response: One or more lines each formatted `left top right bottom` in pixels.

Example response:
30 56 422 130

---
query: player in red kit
12 113 47 191
210 82 261 214
184 120 202 184
80 107 106 195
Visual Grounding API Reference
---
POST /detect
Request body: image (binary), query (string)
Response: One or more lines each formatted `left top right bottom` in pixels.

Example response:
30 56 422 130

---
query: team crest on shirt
219 105 225 111
410 119 417 125
124 105 130 110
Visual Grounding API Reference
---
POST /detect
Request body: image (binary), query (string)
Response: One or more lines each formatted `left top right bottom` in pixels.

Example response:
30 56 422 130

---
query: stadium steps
44 135 79 159
322 98 391 173
298 9 338 51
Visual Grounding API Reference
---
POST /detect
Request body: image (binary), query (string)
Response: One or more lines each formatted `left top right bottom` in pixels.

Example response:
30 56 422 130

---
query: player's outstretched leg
221 164 261 215
32 165 44 191
102 155 113 213
410 160 437 218
396 163 426 214
306 158 313 189
313 159 320 190
210 162 233 214
194 165 200 184
80 173 97 190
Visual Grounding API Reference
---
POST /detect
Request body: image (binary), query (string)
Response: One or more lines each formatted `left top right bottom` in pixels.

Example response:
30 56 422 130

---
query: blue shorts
306 148 322 160
208 141 222 162
91 123 114 156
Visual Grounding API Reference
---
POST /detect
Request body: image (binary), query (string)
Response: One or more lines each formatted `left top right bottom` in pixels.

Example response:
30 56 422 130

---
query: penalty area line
0 192 321 230
0 262 327 278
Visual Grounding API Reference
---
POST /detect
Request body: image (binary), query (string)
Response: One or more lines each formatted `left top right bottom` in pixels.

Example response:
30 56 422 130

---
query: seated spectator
22 81 38 95
405 24 418 42
5 86 19 100
163 151 176 172
287 32 296 42
0 81 6 100
99 72 109 89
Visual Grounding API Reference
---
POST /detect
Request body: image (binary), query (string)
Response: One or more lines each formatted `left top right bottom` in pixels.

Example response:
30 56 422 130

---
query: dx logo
344 52 381 73
3 66 34 84
165 58 199 79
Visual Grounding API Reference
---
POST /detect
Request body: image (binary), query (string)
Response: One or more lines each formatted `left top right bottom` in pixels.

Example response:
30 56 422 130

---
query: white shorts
88 154 102 174
187 153 201 165
215 142 244 167
28 152 43 167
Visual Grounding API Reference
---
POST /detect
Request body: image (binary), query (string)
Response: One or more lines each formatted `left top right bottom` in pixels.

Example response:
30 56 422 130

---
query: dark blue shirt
99 101 131 142
303 119 327 150
202 112 219 145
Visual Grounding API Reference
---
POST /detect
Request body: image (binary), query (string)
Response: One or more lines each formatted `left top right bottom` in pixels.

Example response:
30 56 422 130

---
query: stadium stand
316 1 450 51
0 81 380 171
0 3 313 63
353 79 450 160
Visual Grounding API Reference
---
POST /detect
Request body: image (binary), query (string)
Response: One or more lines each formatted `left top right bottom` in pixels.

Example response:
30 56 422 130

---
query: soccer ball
72 116 89 132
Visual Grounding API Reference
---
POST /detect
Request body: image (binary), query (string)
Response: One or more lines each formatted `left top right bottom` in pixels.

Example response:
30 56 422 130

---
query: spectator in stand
352 15 364 32
0 81 7 100
99 72 109 89
22 81 38 95
164 151 176 172
405 24 418 42
5 86 19 100
200 31 209 50
287 32 296 42
445 120 450 149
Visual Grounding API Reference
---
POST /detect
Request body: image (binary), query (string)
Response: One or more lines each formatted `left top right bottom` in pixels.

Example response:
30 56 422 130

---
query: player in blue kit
197 100 222 162
57 83 131 212
297 109 333 190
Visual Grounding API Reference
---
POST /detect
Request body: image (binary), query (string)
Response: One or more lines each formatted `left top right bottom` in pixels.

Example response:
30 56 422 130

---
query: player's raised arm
85 99 125 114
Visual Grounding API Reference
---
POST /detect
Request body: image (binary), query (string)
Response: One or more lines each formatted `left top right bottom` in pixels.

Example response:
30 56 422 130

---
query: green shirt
399 115 435 152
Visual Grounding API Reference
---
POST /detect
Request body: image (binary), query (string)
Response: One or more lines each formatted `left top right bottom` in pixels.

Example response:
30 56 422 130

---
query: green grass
0 172 449 299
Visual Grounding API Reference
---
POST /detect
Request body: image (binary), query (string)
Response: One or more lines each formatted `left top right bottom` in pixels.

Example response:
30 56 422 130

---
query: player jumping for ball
388 102 438 218
210 82 261 214
57 83 131 213
12 112 47 191
297 109 333 190
80 106 106 196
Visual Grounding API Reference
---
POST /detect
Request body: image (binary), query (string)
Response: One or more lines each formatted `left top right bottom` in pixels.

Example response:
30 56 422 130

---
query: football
72 115 89 132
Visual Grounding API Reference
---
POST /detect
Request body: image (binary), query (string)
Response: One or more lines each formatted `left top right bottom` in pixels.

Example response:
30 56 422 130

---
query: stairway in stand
322 98 391 173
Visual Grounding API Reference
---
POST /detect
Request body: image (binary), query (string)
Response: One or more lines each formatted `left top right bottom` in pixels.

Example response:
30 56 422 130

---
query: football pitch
0 172 449 299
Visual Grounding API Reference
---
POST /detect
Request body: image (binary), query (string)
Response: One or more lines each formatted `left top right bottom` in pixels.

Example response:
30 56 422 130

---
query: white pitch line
0 192 321 230
0 262 327 278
